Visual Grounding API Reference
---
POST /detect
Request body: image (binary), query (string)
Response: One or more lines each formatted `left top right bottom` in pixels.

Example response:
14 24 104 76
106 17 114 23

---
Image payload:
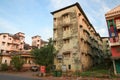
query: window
63 27 66 31
54 29 57 33
81 38 84 42
68 65 71 70
63 52 70 59
106 40 108 43
9 38 11 40
7 43 10 46
63 13 68 19
63 39 70 44
5 60 7 63
37 40 40 42
54 18 56 22
54 41 56 45
79 25 83 30
78 13 81 16
21 42 23 44
63 26 70 32
2 42 5 46
58 60 62 63
80 25 83 28
3 35 6 39
10 60 12 65
81 52 84 55
1 50 4 53
28 60 31 64
37 44 39 47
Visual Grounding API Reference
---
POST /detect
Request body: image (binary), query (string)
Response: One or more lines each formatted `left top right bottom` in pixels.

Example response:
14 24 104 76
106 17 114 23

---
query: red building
105 5 120 75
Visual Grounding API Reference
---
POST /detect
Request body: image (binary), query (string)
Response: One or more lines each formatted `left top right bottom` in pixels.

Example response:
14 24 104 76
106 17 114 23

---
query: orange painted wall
111 46 120 57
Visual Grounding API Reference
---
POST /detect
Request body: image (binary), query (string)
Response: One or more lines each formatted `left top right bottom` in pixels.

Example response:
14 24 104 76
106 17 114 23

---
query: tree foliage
11 55 24 71
1 63 8 71
31 38 56 72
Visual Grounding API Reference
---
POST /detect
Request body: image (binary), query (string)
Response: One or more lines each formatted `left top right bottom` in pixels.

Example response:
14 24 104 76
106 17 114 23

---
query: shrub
1 63 8 71
11 55 24 71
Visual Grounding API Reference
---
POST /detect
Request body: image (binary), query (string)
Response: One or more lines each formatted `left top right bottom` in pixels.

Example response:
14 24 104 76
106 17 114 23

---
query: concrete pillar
112 59 117 75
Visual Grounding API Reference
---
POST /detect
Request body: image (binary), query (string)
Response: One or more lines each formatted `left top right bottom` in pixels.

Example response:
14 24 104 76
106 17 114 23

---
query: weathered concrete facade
102 37 111 58
0 32 25 53
0 32 36 69
51 3 103 72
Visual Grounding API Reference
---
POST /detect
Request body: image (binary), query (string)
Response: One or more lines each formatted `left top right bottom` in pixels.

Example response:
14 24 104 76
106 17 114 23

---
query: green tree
11 55 24 71
0 52 2 64
1 63 8 71
31 38 56 73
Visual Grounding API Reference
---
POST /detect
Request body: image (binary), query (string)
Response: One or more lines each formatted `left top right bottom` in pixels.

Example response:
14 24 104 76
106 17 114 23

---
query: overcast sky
0 0 120 45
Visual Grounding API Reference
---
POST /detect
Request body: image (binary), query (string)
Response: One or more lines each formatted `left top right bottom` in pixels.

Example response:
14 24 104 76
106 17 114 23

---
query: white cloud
0 18 20 33
50 0 80 10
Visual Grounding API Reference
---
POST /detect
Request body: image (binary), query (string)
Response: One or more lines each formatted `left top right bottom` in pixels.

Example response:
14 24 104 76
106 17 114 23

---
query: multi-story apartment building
0 32 25 65
51 2 103 72
0 32 38 70
32 35 48 49
105 5 120 75
102 37 111 58
0 32 25 54
14 32 25 50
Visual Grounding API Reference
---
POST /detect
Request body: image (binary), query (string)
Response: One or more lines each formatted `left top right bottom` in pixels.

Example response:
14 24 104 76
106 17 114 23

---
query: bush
11 55 24 71
1 63 8 71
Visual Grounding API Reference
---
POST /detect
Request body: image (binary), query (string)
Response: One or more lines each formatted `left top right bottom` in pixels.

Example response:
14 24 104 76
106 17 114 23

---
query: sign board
40 66 46 73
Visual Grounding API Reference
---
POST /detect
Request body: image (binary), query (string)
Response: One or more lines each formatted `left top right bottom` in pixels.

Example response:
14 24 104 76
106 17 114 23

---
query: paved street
0 72 120 80
0 72 41 80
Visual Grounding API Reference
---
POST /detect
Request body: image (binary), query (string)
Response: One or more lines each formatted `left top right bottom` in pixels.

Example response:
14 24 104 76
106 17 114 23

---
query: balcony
83 34 87 42
63 30 71 39
12 41 19 45
116 24 120 30
61 23 72 27
87 51 93 57
110 41 120 46
61 18 72 26
87 37 91 44
9 48 19 52
79 30 83 37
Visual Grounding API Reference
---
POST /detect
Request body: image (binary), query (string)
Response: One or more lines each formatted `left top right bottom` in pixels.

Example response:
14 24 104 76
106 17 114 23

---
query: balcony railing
63 31 71 39
110 41 120 46
9 48 19 51
116 24 120 30
87 37 91 44
12 41 19 45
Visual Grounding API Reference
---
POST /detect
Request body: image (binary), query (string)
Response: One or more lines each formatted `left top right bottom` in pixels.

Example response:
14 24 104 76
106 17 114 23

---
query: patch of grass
79 71 94 77
79 63 112 77
94 69 109 74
